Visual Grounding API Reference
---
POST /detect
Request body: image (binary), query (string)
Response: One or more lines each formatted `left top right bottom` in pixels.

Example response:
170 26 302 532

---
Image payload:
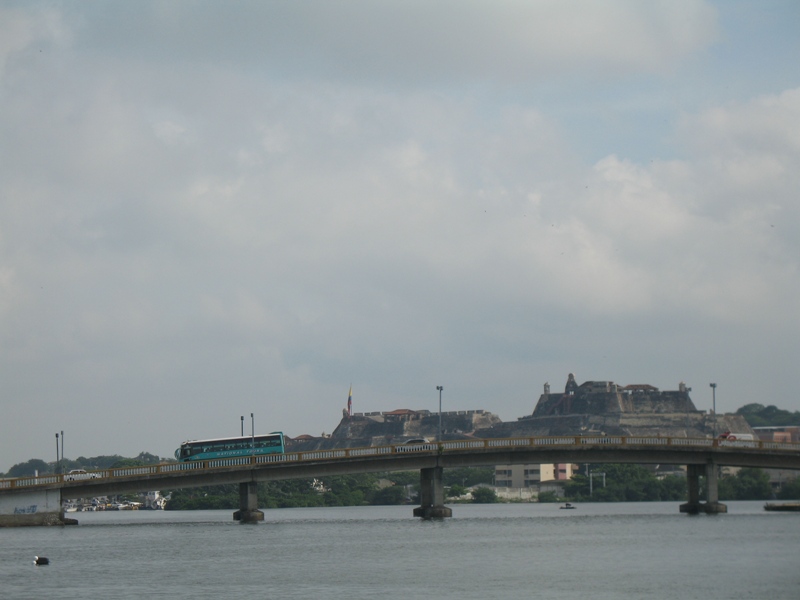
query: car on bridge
718 431 755 441
64 469 101 481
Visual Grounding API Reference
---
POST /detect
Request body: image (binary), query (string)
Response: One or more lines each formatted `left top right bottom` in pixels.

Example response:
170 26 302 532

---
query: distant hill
736 403 800 427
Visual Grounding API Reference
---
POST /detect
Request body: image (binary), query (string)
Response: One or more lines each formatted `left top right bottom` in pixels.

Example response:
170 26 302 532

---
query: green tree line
564 464 799 502
2 452 163 478
737 403 800 427
166 467 497 510
564 464 687 502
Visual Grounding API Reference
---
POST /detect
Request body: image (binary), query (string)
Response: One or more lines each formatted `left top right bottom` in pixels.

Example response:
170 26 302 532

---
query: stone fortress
483 372 753 440
289 373 754 451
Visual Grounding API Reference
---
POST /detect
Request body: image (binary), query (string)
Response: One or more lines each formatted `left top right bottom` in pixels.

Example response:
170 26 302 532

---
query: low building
753 426 800 444
493 463 574 488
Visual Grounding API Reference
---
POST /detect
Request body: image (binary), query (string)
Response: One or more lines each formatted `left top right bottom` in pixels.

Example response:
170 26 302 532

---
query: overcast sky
1 1 798 471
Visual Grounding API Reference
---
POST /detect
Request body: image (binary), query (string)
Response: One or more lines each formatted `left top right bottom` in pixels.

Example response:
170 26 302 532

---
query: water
1 502 798 599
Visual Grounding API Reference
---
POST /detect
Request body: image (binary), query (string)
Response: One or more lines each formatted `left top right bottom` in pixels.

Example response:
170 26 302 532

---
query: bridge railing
760 441 800 451
533 437 578 446
440 440 488 450
396 443 439 453
625 437 669 446
580 436 623 445
4 474 61 488
347 446 394 457
486 438 531 448
109 466 156 477
159 461 208 473
3 435 800 491
669 437 714 447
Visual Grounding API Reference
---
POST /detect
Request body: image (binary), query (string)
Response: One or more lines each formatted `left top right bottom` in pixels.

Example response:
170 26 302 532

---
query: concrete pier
680 462 727 514
0 487 76 527
413 466 452 519
232 481 264 523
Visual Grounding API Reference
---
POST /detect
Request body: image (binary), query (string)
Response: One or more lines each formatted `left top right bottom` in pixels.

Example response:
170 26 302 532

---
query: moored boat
764 502 800 512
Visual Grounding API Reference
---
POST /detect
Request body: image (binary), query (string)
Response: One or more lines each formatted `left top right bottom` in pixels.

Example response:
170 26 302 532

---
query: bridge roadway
2 435 799 525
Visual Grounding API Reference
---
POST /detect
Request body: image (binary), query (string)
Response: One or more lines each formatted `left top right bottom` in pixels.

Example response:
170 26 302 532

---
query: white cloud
679 89 800 206
0 2 797 470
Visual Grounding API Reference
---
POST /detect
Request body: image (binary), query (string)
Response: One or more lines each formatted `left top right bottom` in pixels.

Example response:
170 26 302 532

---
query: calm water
1 502 798 599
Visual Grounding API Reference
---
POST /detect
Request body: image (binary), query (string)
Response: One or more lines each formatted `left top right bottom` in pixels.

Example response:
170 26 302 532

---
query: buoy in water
33 556 50 566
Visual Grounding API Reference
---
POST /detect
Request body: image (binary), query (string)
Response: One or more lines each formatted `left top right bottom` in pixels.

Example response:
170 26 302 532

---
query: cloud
61 0 719 84
0 2 797 469
679 88 800 196
0 5 69 78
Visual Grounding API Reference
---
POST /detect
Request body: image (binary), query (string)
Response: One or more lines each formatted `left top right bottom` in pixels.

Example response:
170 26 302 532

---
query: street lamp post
589 472 606 496
710 383 717 435
55 433 60 474
436 386 443 442
240 415 244 437
251 413 255 454
710 383 717 414
61 430 64 471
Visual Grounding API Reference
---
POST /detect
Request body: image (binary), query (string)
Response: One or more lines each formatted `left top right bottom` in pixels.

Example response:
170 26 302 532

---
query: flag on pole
347 386 353 416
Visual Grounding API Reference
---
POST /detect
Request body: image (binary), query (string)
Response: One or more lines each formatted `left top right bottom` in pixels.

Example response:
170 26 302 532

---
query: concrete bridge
2 435 799 525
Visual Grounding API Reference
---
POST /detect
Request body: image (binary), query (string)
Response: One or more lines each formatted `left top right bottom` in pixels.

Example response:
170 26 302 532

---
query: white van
718 432 754 441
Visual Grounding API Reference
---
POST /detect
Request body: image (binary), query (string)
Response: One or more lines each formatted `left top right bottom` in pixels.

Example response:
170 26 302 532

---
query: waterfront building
493 463 574 488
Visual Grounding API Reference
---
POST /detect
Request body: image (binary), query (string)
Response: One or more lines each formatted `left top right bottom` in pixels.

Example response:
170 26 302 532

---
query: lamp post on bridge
436 386 443 442
240 415 244 437
710 383 717 436
61 430 64 472
55 433 60 475
251 412 255 454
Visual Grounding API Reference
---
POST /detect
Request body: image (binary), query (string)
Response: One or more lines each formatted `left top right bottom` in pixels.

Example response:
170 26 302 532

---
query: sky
1 1 799 471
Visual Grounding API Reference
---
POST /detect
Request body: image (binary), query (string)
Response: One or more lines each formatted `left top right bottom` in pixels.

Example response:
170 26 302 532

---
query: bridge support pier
413 466 452 519
233 482 264 523
679 462 727 514
0 488 77 527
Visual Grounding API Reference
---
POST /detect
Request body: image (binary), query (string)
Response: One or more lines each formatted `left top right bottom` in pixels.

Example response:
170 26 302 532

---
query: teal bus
175 432 286 462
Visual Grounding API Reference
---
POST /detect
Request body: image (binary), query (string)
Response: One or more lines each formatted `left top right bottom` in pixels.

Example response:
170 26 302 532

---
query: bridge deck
2 435 799 497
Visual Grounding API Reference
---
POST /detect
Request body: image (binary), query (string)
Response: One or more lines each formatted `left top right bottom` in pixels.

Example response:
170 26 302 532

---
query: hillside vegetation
736 403 800 427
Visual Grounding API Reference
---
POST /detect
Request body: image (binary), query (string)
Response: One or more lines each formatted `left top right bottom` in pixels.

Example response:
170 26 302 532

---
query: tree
564 464 687 502
735 468 773 500
537 490 559 503
777 476 800 500
718 468 772 500
448 483 467 498
472 487 498 503
371 485 407 505
166 485 239 510
77 455 128 469
134 452 162 464
260 479 325 508
564 474 590 499
444 467 494 487
386 471 418 487
659 475 688 501
110 458 147 468
736 403 800 427
7 459 51 478
321 474 380 506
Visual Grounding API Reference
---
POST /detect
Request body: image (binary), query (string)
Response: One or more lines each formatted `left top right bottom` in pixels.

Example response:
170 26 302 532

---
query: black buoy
33 556 50 566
